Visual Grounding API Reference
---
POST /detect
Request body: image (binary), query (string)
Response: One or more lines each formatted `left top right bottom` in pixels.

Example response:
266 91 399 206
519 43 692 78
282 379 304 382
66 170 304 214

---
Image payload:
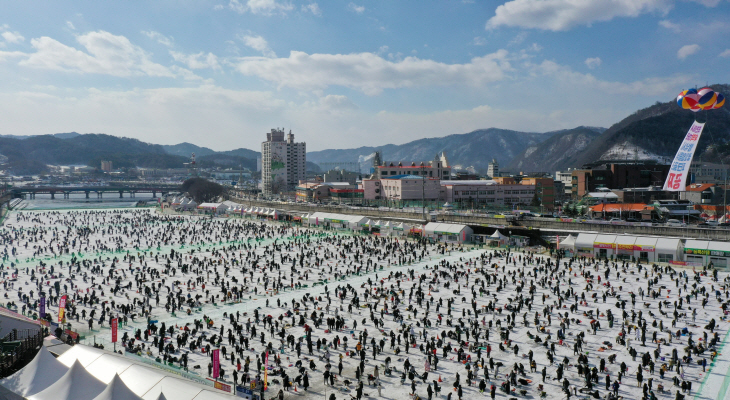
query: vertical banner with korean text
111 318 118 342
212 349 220 379
39 297 46 318
664 121 705 191
58 295 67 323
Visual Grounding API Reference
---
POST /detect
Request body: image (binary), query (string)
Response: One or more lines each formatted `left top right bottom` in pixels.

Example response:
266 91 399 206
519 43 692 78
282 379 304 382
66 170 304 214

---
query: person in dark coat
303 373 309 391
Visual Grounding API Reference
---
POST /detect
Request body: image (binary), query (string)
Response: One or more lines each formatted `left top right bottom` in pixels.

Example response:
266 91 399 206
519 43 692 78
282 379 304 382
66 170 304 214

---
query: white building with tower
261 128 306 195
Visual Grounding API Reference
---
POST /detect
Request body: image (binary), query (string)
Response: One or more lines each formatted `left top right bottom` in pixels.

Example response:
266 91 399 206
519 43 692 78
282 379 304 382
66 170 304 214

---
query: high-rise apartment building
261 128 306 195
101 160 113 172
487 159 499 178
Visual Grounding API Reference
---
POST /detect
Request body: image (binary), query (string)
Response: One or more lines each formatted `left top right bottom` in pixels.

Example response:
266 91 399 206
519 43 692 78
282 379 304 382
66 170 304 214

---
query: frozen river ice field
2 206 730 400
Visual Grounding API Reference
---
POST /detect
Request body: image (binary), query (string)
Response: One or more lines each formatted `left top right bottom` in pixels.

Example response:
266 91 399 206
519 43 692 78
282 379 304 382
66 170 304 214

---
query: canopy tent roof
594 234 617 245
92 375 143 400
392 222 410 231
489 230 509 240
0 346 68 397
656 238 682 254
614 235 637 246
28 360 106 400
635 236 659 247
684 239 709 251
424 222 468 235
41 345 229 400
559 235 576 249
309 212 368 225
197 203 225 209
574 233 598 249
709 241 730 253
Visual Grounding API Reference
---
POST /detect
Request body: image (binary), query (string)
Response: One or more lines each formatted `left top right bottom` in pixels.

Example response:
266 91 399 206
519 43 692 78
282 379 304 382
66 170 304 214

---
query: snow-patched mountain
507 127 604 173
308 128 561 173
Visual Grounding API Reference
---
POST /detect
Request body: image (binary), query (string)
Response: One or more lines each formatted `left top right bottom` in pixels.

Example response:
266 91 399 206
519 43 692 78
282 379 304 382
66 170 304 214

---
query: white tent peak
92 374 143 400
29 359 106 400
155 394 168 400
490 230 509 239
0 346 69 397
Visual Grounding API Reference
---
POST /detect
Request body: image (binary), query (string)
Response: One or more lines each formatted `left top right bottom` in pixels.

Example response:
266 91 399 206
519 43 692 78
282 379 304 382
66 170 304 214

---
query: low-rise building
323 169 360 184
374 153 451 180
439 180 534 206
680 183 729 205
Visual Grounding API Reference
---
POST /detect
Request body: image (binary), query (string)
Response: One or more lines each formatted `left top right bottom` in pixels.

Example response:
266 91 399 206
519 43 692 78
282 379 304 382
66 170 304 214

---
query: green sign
685 248 730 257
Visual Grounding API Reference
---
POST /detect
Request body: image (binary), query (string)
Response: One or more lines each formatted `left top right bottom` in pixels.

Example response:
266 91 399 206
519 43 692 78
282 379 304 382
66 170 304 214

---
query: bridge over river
9 184 181 199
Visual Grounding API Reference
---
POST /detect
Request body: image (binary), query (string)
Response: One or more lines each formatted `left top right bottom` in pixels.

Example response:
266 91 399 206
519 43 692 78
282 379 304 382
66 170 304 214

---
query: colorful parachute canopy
677 87 725 112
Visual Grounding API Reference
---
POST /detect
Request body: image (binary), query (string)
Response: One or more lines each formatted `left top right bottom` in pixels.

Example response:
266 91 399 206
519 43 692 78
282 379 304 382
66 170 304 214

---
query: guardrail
229 197 730 240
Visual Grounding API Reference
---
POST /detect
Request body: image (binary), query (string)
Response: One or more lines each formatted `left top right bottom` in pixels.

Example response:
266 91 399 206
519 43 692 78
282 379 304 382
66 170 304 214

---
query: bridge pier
50 192 55 200
85 191 90 199
97 192 102 199
130 192 135 198
63 193 69 199
119 191 123 199
152 191 156 198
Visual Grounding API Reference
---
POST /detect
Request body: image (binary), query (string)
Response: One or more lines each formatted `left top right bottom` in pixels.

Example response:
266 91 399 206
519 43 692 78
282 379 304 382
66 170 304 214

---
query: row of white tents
305 212 412 236
0 345 231 400
167 196 197 211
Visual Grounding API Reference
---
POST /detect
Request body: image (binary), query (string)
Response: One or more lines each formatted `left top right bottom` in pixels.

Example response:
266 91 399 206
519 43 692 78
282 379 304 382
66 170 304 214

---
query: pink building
363 175 440 200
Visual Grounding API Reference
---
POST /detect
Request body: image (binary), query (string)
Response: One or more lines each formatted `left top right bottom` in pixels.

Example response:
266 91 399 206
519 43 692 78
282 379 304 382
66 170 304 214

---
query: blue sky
0 0 728 151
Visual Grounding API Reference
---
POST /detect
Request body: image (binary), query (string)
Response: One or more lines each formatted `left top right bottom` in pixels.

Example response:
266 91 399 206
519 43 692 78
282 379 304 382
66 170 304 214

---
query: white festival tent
28 360 107 400
559 234 576 252
2 345 232 400
92 375 143 400
490 230 509 240
0 346 68 399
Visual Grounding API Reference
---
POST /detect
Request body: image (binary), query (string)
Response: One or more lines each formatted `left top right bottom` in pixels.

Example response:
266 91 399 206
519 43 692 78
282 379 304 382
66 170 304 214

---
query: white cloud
677 44 700 60
232 50 511 95
720 49 730 58
2 31 25 44
473 37 487 46
585 57 602 69
686 0 722 6
142 30 173 47
487 0 672 31
302 3 321 15
508 31 528 46
348 3 365 13
0 50 26 62
170 51 221 70
66 21 76 30
239 34 276 58
659 19 681 32
18 31 175 78
318 94 358 110
532 60 690 95
217 0 294 15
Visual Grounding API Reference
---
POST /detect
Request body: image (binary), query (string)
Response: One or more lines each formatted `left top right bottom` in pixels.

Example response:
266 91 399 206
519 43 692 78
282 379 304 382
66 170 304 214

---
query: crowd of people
1 208 728 400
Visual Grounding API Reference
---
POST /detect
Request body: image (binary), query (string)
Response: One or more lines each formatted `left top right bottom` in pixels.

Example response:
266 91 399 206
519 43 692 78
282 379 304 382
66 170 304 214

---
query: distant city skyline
0 0 728 151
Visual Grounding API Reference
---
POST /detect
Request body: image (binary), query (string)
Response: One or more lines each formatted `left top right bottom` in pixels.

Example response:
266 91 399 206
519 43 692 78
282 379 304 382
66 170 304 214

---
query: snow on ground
1 207 729 400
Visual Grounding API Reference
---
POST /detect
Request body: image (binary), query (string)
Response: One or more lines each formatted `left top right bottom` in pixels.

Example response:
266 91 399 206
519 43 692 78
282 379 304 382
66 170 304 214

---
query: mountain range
1 83 728 176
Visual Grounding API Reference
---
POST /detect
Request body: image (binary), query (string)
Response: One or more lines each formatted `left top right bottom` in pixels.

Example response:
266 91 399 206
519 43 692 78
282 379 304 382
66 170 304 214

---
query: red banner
111 318 118 342
212 349 220 378
58 295 67 323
